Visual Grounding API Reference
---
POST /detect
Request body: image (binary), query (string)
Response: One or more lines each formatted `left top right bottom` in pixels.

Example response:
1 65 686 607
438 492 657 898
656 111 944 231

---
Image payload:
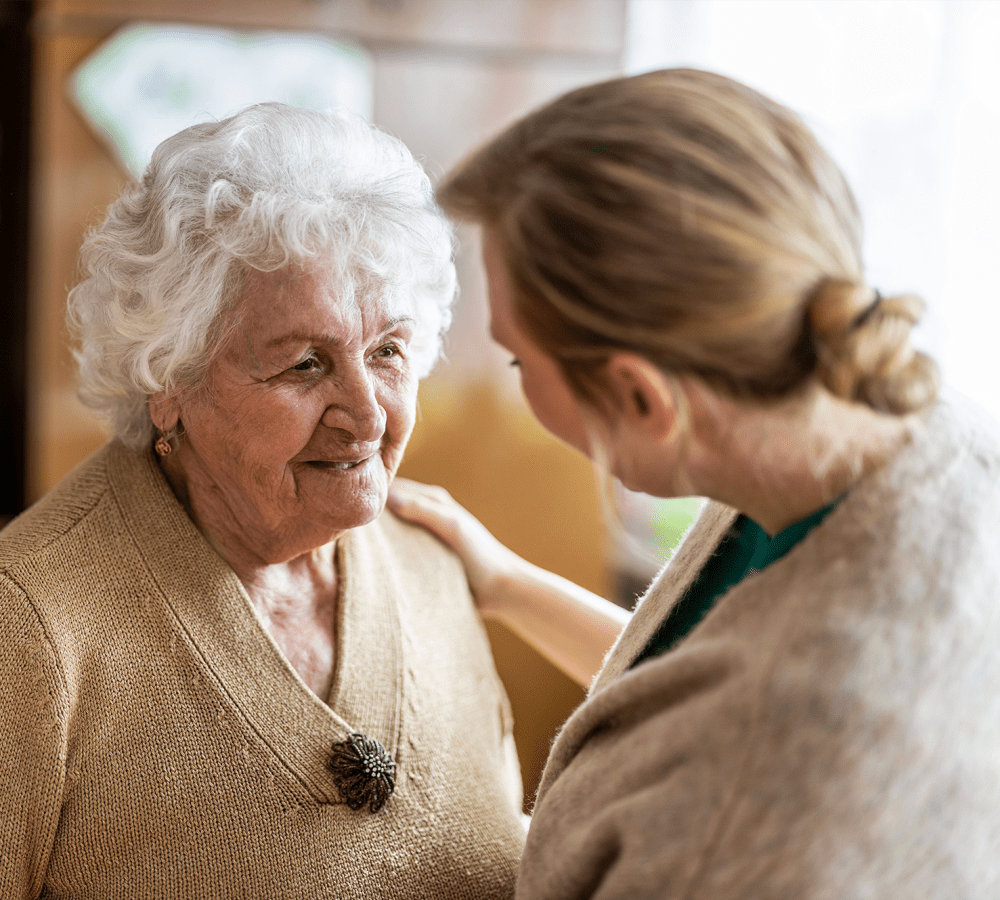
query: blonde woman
390 69 1000 898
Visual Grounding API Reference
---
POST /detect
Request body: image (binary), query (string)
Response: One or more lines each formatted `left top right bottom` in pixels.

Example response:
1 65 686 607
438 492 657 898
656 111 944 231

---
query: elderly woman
0 103 524 898
391 69 1000 897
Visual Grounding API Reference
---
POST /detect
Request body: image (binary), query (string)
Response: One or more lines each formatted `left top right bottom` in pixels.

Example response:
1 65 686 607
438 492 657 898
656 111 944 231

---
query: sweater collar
106 440 405 805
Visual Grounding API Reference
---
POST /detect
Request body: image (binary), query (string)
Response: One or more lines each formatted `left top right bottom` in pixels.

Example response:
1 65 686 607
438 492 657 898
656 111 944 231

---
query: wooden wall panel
28 27 122 499
38 0 626 58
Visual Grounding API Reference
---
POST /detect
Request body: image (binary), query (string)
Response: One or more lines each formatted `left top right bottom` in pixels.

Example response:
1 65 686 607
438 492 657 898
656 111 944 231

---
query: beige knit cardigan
0 441 525 899
517 396 1000 899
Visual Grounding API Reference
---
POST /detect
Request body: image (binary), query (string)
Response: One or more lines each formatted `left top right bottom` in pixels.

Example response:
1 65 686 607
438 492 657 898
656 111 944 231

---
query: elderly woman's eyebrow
264 316 417 349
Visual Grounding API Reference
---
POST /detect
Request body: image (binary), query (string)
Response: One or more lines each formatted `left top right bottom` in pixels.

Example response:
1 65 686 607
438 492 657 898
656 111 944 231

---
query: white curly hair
68 102 457 449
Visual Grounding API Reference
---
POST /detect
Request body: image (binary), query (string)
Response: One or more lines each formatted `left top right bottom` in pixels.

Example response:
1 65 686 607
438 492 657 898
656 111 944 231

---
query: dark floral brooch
328 732 396 813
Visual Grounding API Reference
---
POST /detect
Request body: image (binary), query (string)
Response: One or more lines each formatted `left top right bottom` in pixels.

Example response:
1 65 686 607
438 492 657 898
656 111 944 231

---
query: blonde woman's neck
683 381 915 536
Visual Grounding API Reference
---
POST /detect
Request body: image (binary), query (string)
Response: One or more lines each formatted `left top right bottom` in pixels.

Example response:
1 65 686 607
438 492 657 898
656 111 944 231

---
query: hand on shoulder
389 477 629 688
387 478 521 618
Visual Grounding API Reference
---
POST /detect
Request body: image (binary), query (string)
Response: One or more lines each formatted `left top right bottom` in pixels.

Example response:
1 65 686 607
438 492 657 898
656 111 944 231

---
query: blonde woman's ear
603 352 679 443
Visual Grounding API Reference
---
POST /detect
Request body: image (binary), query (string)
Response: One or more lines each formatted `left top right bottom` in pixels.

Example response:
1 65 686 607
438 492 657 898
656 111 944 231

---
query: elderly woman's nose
320 371 387 441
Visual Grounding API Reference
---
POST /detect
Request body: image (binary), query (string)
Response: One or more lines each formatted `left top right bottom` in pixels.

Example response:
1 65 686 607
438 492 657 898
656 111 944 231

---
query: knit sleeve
0 575 67 899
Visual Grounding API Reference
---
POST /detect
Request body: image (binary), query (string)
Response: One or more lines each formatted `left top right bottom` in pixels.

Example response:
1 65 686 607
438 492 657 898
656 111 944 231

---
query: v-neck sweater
0 441 525 899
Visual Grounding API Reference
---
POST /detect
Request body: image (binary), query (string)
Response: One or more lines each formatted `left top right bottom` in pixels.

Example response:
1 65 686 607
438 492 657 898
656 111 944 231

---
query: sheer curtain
626 0 1000 419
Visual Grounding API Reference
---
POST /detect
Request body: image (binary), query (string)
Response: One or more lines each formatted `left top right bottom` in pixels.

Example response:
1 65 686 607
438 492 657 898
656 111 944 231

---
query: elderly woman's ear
149 392 182 434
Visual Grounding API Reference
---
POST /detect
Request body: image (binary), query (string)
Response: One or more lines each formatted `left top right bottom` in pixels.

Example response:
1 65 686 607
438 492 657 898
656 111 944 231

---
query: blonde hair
438 68 937 416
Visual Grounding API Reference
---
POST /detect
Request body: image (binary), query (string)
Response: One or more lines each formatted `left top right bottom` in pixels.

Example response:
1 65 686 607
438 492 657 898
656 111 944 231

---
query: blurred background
3 0 999 800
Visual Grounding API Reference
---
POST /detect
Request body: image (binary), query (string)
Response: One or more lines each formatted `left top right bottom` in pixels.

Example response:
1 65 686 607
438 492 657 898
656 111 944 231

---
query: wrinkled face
172 263 419 564
483 231 591 457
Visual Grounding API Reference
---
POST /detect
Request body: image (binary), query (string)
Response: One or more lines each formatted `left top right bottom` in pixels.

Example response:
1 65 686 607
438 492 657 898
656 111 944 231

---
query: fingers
387 478 467 547
387 477 520 604
390 477 456 506
388 479 466 529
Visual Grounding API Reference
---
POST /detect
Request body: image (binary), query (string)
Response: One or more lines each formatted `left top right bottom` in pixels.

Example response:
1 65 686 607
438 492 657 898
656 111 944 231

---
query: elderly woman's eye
291 356 323 373
374 343 401 359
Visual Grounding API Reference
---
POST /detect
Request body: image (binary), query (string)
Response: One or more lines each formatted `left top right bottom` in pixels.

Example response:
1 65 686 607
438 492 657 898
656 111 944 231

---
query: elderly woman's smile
307 458 371 470
157 263 419 566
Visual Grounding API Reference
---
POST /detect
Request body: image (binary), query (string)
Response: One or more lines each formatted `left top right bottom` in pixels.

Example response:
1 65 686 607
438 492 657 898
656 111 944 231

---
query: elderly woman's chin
291 433 407 529
160 431 413 566
284 453 403 554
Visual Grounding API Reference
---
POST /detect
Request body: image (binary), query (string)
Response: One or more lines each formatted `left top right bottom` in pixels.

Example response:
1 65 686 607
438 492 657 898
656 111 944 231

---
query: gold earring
154 428 173 457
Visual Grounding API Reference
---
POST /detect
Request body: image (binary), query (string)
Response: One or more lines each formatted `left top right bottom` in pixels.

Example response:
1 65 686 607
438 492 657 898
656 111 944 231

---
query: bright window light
71 22 373 178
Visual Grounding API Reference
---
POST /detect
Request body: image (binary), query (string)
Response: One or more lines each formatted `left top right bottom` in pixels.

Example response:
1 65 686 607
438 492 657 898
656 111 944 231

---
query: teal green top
631 502 838 667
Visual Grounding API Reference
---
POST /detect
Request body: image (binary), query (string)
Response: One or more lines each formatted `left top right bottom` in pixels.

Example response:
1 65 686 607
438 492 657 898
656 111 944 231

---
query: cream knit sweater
0 441 525 899
518 396 1000 899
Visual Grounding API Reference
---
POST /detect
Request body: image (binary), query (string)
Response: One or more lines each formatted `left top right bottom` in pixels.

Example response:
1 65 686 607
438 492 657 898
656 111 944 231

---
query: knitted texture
519 396 1000 899
0 442 524 899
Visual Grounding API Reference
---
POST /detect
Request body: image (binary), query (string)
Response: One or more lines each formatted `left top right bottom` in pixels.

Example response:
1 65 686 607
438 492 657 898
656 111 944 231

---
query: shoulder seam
0 569 71 708
0 570 70 894
0 484 111 577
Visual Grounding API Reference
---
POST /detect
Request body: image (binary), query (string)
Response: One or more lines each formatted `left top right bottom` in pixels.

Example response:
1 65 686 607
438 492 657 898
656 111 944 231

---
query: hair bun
808 278 938 414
